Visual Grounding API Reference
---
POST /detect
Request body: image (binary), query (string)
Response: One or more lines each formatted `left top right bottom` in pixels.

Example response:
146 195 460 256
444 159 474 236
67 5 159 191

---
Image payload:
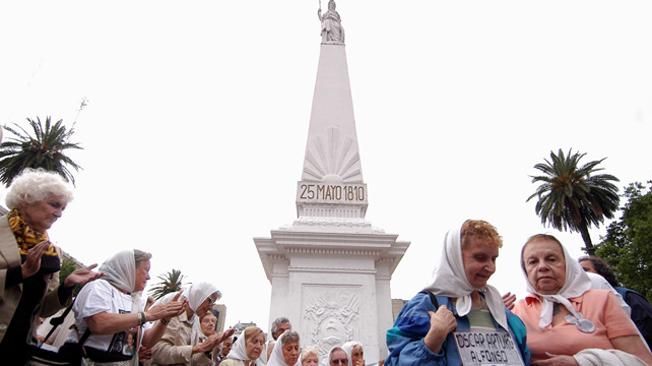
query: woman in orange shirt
512 234 652 365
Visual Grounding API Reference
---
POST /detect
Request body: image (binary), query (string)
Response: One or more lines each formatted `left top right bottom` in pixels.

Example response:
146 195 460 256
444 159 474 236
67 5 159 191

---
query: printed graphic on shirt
107 309 138 357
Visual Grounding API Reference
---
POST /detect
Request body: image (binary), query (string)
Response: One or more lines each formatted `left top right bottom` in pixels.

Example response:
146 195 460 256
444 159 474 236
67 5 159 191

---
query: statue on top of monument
318 0 345 44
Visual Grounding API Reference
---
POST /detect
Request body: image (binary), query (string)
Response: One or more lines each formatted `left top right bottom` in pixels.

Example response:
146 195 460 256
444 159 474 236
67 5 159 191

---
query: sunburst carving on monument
303 126 362 182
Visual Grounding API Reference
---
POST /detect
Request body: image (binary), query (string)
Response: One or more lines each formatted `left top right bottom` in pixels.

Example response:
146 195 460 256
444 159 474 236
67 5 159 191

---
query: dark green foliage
149 269 185 300
527 149 620 255
59 257 82 296
0 116 82 186
596 182 652 300
59 257 78 284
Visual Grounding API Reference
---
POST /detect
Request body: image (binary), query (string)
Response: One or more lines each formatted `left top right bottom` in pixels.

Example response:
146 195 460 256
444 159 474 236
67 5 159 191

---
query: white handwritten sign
296 181 367 204
453 329 525 366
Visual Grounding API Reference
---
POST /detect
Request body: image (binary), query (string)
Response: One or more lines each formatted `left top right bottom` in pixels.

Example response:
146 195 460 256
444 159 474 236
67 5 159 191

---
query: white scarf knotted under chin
522 242 592 329
227 329 266 366
266 331 300 366
423 224 508 331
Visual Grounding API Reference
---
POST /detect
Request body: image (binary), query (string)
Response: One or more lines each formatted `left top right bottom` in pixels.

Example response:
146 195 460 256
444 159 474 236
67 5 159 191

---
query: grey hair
280 330 300 345
271 317 291 335
5 169 74 209
134 249 152 266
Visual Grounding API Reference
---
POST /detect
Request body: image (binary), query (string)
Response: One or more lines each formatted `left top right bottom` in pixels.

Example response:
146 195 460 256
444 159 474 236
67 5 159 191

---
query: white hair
5 169 74 209
300 346 320 363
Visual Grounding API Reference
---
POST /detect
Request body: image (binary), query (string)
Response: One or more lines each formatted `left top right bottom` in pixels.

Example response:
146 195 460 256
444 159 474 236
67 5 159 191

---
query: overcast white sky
1 1 651 331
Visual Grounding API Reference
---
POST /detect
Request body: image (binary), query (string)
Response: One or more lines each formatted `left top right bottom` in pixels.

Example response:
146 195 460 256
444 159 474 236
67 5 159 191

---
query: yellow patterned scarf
8 208 60 273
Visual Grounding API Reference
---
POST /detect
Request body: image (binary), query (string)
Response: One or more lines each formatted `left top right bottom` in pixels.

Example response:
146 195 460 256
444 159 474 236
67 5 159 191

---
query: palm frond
528 148 620 254
0 116 83 186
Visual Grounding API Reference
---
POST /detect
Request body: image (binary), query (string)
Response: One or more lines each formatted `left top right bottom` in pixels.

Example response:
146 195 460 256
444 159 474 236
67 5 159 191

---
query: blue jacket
385 292 531 366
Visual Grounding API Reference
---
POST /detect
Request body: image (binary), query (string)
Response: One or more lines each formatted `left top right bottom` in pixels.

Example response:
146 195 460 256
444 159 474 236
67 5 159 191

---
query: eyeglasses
330 359 348 365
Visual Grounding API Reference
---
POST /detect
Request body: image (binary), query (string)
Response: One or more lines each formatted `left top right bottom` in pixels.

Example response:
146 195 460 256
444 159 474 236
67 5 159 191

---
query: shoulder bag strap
42 300 75 344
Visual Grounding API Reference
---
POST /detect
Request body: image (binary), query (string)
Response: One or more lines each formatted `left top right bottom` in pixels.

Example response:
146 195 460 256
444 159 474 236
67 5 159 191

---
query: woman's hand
145 292 186 322
63 264 103 287
532 353 578 366
138 345 153 360
192 334 221 354
502 292 517 310
20 240 50 278
424 305 456 353
219 327 236 344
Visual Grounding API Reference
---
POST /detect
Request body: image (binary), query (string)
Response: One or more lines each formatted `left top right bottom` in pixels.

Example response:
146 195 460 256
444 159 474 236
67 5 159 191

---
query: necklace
564 314 596 333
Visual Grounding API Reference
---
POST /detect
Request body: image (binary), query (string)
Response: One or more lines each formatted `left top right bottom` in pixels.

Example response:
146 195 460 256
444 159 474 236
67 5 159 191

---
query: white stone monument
254 2 409 363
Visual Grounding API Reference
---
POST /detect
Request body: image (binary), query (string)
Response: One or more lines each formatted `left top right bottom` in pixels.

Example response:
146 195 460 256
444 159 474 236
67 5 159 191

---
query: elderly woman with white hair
0 169 103 363
65 249 185 365
299 346 320 366
151 282 235 366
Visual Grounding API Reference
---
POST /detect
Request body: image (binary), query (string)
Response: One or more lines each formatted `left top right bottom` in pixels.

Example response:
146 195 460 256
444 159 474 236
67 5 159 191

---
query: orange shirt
512 289 638 362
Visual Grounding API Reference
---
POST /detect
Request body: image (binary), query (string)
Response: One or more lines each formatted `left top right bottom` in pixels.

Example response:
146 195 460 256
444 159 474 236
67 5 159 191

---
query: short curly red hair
461 219 502 249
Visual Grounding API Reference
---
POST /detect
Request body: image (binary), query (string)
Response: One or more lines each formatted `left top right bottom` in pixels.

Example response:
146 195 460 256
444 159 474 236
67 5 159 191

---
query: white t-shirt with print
68 279 144 356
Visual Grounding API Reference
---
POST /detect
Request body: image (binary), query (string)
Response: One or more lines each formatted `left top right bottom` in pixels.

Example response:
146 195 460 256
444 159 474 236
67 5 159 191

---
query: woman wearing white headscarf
266 330 300 366
512 234 652 366
151 282 234 366
385 220 530 366
221 326 265 366
327 346 348 366
341 341 363 366
67 250 185 365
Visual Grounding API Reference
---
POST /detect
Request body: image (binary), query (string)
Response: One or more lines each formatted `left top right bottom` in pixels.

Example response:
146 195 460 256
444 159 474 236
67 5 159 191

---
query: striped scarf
8 208 61 274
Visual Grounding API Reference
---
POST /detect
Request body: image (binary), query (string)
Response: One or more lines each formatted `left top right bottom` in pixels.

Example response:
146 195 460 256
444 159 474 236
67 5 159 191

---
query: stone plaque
296 181 367 205
302 285 361 363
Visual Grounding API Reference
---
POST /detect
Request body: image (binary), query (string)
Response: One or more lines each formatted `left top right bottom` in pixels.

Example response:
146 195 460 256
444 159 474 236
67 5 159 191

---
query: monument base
255 228 408 364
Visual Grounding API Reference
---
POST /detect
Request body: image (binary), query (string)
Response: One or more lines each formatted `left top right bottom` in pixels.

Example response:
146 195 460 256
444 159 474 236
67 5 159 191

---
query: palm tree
527 149 620 255
149 269 185 300
0 116 82 186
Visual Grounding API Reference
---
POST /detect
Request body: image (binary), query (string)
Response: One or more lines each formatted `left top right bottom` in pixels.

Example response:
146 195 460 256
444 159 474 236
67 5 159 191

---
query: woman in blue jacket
385 220 530 366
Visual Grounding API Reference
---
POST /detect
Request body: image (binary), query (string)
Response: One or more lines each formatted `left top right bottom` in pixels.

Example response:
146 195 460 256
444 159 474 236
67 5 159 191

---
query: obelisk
254 2 409 363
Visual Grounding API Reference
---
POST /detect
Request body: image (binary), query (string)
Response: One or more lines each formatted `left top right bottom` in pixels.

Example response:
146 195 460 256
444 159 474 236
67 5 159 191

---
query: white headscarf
227 327 265 365
423 223 509 331
341 341 362 366
185 282 219 346
187 282 218 313
522 238 592 329
228 331 249 361
100 249 136 294
267 331 300 366
328 346 348 365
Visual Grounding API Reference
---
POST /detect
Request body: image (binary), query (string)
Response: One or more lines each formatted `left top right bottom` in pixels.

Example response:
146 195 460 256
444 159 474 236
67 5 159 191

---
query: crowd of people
0 169 651 366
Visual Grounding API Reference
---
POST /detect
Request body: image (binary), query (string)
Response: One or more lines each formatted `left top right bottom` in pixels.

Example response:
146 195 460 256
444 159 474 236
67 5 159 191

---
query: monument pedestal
255 229 408 363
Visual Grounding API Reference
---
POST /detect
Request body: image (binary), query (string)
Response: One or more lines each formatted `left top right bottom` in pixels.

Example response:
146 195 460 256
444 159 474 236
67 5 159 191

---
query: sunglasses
330 359 348 365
